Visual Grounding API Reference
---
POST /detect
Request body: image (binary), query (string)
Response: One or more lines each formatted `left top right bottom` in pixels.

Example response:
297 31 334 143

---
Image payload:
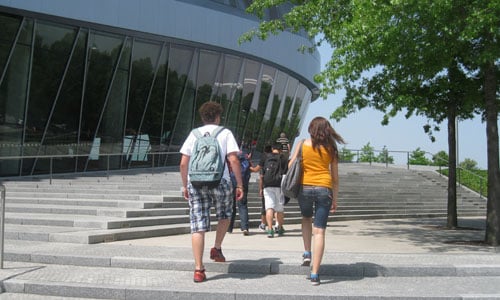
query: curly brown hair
199 101 223 124
308 116 345 159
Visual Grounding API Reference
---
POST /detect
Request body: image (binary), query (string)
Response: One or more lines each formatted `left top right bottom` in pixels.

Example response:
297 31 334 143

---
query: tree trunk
447 107 458 228
484 62 500 246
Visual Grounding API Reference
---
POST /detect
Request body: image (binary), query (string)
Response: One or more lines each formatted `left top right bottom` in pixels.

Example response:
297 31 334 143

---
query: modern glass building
0 0 320 177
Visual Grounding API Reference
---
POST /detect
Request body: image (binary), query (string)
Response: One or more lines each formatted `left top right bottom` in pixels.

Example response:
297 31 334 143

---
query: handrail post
407 152 410 170
0 184 6 269
151 153 155 176
50 157 53 184
107 155 110 180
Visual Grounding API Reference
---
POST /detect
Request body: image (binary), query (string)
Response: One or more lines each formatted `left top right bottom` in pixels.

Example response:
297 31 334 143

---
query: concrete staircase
0 164 486 244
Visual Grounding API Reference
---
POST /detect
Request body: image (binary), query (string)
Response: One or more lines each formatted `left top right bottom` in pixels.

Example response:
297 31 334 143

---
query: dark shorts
298 186 333 229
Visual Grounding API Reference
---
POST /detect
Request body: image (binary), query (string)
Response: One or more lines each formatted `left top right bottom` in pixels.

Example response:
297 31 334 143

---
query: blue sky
296 44 490 169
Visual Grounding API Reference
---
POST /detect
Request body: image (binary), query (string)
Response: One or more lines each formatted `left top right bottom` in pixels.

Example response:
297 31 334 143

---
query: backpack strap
211 126 225 138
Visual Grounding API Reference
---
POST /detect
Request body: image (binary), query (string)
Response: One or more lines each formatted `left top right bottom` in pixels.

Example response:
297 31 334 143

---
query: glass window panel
141 43 169 155
80 31 123 156
0 42 31 175
42 29 88 174
264 70 286 143
27 21 77 145
237 59 259 144
213 54 242 123
288 83 306 140
0 14 22 78
279 76 298 132
252 65 275 150
123 39 161 168
163 45 194 149
195 50 220 118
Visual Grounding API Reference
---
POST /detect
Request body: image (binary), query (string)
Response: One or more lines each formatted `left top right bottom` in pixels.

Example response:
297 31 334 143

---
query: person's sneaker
193 269 206 283
258 223 266 231
210 247 225 262
302 251 311 266
242 229 249 236
277 226 285 236
267 229 274 238
310 274 320 286
274 225 279 232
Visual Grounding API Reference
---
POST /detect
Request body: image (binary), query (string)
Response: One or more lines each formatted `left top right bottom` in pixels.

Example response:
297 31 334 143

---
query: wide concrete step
3 267 499 300
5 212 195 230
1 243 500 299
6 192 163 201
5 203 190 218
0 164 487 244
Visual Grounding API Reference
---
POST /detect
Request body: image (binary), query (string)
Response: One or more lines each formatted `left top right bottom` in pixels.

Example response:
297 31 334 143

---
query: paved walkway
111 217 497 254
1 217 499 299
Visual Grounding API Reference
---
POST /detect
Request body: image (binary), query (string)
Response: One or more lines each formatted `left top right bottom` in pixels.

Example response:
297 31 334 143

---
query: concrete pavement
1 216 499 299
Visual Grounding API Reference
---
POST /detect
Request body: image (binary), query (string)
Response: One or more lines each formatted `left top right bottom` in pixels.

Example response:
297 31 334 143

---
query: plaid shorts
187 178 233 233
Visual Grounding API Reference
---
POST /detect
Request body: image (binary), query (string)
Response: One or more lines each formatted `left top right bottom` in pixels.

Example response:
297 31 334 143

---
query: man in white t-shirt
179 101 243 283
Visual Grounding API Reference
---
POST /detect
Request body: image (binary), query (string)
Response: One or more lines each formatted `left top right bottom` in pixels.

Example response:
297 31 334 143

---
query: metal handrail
0 151 180 183
0 184 5 269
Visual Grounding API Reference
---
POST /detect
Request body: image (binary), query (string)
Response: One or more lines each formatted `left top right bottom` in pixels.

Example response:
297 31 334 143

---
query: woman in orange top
288 116 345 286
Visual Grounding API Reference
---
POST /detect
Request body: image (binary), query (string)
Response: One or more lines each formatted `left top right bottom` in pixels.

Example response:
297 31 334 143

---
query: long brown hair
308 117 345 159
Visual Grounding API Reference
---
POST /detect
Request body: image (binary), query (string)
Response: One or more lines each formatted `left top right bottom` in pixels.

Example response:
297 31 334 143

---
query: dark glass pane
213 54 242 125
25 21 77 174
44 29 88 174
0 19 33 176
280 76 298 133
80 32 122 150
237 59 259 145
288 83 306 141
170 47 197 147
195 50 219 124
265 70 286 144
253 65 275 150
123 39 161 168
0 14 22 78
140 43 169 157
163 45 194 150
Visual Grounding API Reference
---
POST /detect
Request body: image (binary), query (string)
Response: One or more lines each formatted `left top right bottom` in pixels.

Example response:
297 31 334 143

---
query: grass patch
439 168 487 196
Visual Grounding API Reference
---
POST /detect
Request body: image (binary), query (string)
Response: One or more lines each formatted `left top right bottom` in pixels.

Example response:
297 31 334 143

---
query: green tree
339 147 355 163
359 142 375 163
409 147 432 165
376 146 394 164
432 151 449 167
459 158 478 171
242 0 500 245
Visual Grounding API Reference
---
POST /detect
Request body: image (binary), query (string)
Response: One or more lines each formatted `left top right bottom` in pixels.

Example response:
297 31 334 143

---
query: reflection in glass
0 10 315 176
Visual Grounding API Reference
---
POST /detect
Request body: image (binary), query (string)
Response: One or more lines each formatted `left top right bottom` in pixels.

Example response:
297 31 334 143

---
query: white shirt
179 124 240 181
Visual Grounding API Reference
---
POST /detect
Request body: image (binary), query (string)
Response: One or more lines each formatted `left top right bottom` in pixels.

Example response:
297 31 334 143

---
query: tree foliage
243 0 500 245
339 147 355 162
432 150 449 167
409 147 432 165
359 142 375 163
376 145 394 164
459 158 479 171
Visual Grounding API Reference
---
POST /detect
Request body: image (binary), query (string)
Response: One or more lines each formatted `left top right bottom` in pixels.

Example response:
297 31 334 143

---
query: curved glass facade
0 6 315 177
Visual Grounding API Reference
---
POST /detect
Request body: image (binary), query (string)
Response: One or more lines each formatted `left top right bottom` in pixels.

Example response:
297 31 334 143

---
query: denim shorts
297 186 333 229
188 178 233 233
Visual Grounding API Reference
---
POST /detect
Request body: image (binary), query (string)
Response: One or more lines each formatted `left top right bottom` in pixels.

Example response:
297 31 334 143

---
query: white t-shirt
180 124 240 181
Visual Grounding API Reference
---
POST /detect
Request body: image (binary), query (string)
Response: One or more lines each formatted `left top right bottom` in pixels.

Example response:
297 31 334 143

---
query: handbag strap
297 139 305 158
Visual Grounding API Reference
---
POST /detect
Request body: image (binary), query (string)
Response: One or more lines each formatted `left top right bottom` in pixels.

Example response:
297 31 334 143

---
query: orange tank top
301 144 333 188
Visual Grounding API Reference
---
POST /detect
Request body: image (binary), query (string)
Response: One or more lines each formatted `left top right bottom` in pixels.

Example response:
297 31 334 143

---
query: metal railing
0 151 181 183
340 148 487 199
0 184 5 269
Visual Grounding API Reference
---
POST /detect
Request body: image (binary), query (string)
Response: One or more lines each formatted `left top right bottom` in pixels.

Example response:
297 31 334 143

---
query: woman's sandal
193 269 206 282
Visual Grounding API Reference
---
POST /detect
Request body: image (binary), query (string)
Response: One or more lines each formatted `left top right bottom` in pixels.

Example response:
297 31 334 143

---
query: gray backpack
188 126 225 188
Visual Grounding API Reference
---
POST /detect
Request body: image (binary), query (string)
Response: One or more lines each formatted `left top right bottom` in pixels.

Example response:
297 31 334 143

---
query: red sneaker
193 269 206 283
210 247 226 262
